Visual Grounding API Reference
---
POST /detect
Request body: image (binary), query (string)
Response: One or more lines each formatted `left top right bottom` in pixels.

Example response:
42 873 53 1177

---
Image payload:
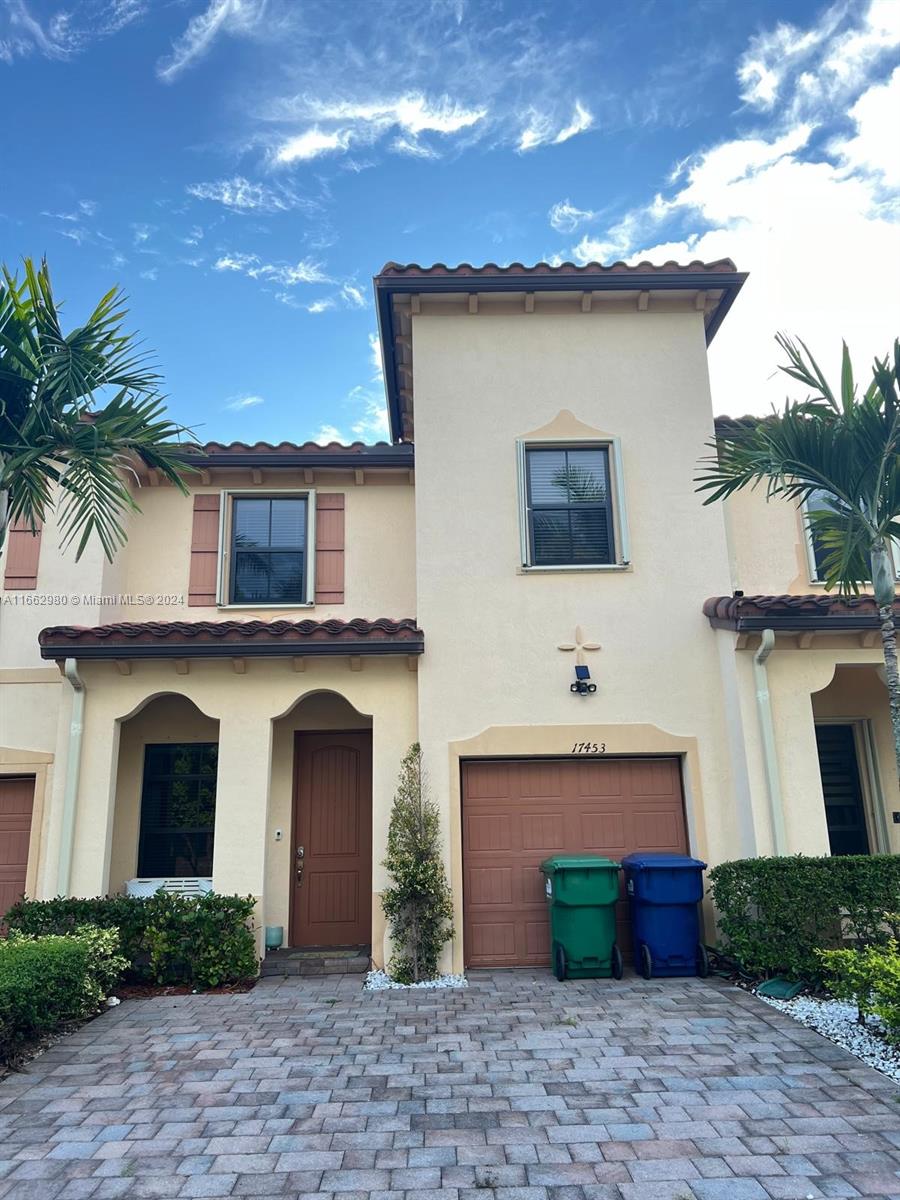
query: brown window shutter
188 494 221 607
3 516 43 590
315 493 345 604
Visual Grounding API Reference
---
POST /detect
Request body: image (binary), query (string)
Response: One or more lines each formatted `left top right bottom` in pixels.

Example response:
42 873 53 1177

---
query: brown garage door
0 777 34 920
462 757 688 968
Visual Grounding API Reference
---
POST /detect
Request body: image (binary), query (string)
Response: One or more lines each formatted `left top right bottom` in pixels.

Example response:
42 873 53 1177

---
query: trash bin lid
540 855 621 873
620 852 707 870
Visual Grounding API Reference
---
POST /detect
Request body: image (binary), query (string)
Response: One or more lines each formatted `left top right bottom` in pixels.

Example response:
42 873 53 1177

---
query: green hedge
0 926 126 1065
4 892 258 990
708 855 900 984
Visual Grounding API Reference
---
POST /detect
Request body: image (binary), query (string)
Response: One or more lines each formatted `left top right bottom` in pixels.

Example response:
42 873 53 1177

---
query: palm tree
0 257 193 560
696 334 900 783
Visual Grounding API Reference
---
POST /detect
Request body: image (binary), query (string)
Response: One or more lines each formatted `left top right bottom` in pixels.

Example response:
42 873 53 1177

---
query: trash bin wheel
696 943 710 979
611 944 624 980
553 942 567 982
640 944 653 980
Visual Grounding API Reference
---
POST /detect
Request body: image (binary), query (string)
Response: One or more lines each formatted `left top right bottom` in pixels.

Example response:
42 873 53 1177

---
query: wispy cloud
156 0 266 83
187 175 312 213
548 199 597 234
139 266 158 281
273 93 487 164
2 0 146 64
306 298 336 314
340 283 367 309
214 252 330 286
225 394 265 411
311 423 344 445
518 100 593 153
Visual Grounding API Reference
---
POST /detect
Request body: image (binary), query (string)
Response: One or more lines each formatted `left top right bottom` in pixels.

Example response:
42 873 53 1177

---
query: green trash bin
540 855 623 981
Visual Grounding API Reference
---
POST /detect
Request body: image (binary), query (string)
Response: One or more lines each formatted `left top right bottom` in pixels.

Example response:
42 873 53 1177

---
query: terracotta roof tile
39 617 423 659
704 594 898 631
193 440 397 455
378 259 739 278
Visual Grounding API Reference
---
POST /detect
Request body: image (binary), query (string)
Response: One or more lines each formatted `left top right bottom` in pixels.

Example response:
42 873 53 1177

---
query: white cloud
275 128 353 164
368 332 383 380
157 0 265 82
132 222 154 244
832 64 900 188
139 267 158 281
567 84 900 418
518 100 593 152
213 253 330 286
311 423 344 445
2 0 146 63
349 386 389 442
182 224 204 245
225 393 264 411
273 93 486 164
187 175 307 213
340 283 367 309
548 199 597 234
306 298 335 314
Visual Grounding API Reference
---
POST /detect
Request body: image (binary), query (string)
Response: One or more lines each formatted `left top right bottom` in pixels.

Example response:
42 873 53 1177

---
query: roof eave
39 638 424 661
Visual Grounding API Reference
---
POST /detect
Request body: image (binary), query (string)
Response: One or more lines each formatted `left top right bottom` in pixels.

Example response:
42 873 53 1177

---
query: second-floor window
524 446 616 566
230 496 309 604
805 490 900 584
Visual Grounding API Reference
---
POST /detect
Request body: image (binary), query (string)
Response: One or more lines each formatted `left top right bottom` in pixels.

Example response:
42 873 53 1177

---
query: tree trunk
878 604 900 786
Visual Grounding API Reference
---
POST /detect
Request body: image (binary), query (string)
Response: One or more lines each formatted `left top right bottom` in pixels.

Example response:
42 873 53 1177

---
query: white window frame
217 488 317 608
516 437 630 572
802 494 900 585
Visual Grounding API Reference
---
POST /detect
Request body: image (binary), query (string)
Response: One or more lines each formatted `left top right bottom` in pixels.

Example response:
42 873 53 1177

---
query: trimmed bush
0 926 127 1065
4 892 258 990
819 941 900 1037
382 743 453 984
708 855 900 984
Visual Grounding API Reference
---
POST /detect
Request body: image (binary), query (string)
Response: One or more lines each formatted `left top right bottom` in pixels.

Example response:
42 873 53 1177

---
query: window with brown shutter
188 494 221 607
3 516 43 590
315 493 345 604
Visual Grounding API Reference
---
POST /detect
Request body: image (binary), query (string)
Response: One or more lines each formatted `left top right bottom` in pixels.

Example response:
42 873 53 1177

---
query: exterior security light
571 664 597 696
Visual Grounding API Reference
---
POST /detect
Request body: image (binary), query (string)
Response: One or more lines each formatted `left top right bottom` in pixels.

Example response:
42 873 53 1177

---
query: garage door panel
520 812 565 851
0 777 35 925
463 757 687 969
580 810 626 850
575 760 624 796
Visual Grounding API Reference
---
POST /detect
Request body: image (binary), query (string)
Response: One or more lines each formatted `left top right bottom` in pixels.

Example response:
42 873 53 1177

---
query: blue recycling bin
621 853 709 979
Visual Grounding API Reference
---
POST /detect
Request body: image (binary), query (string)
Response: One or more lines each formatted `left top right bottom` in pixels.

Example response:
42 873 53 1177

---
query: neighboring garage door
0 777 34 918
462 757 688 968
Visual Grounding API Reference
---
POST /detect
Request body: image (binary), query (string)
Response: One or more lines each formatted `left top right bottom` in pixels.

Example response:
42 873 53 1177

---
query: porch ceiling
38 617 424 660
704 593 899 632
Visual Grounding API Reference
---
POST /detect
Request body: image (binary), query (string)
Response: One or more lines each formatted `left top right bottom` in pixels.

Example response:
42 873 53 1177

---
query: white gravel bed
759 991 900 1082
364 969 468 991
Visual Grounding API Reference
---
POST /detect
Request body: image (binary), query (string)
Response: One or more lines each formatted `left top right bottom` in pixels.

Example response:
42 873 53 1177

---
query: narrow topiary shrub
0 926 127 1065
381 743 453 984
709 854 900 984
4 892 258 990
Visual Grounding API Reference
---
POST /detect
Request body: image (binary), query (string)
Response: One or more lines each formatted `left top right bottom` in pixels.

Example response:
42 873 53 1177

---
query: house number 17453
572 742 606 754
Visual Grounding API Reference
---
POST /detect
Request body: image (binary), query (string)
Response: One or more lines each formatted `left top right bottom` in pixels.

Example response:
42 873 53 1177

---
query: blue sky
2 0 898 444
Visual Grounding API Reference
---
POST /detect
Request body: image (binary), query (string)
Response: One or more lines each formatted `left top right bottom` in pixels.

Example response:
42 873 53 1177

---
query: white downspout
58 658 85 896
753 629 788 855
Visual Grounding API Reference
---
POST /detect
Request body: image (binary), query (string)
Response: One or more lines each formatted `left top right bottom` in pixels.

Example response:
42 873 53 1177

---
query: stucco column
212 711 273 953
68 711 121 898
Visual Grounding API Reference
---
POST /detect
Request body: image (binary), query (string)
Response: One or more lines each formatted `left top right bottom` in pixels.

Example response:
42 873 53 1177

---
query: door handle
296 845 304 886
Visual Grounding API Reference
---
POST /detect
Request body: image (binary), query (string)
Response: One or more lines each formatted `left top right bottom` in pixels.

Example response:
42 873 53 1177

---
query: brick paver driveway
1 971 899 1200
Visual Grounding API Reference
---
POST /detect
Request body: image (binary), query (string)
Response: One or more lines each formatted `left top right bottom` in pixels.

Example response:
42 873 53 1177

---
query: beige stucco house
1 259 897 973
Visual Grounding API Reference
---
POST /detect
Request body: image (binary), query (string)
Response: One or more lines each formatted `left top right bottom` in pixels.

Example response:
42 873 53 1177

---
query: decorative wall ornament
558 626 601 695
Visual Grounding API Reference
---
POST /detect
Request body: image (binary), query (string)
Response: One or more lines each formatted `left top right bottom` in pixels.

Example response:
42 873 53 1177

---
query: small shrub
0 926 127 1065
708 855 900 984
4 893 258 990
381 743 453 984
819 941 900 1037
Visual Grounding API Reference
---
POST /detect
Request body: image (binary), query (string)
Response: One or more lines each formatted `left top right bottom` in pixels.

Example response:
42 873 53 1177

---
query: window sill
518 563 631 575
217 601 315 610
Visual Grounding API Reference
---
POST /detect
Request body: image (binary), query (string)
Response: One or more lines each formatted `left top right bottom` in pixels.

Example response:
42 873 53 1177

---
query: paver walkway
0 971 899 1199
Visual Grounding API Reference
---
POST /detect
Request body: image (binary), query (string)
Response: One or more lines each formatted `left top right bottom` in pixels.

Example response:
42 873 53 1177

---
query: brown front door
462 757 689 968
0 776 35 921
291 732 372 948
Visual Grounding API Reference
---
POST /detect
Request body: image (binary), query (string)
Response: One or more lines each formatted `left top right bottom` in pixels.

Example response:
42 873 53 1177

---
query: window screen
137 743 218 877
231 496 307 603
525 446 615 565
